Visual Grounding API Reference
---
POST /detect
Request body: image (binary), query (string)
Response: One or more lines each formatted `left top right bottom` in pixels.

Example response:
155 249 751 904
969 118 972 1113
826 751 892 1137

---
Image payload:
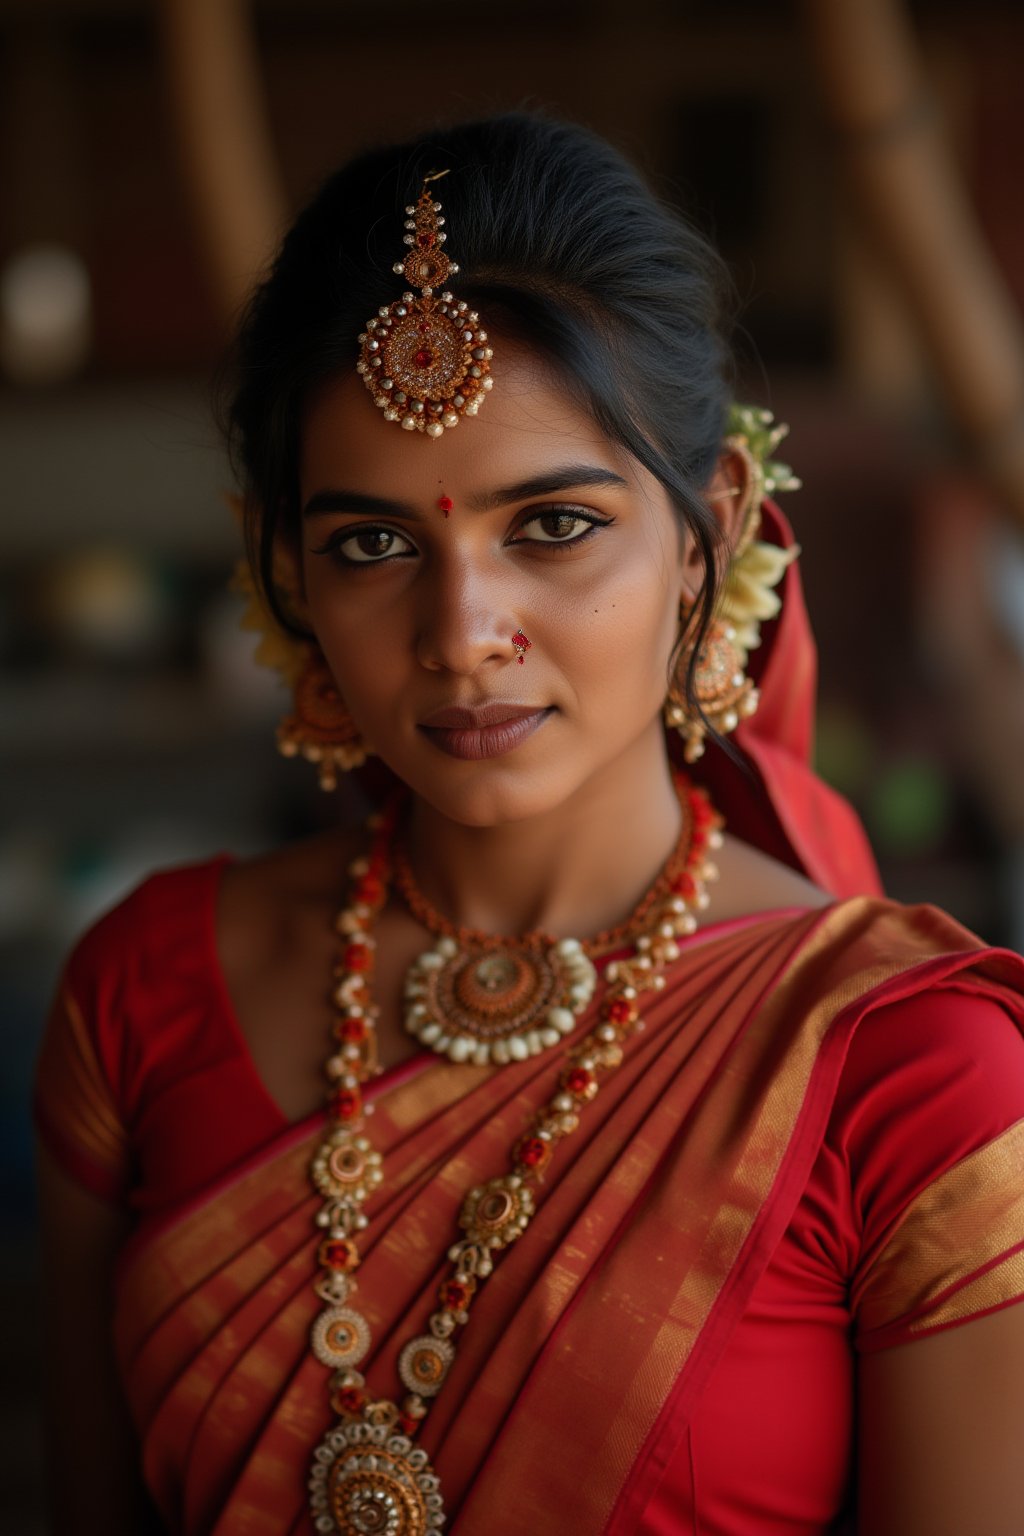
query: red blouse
34 858 1024 1535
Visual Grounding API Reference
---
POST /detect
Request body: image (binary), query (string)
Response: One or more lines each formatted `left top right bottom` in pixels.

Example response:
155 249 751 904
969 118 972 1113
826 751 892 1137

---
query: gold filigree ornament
357 171 494 436
664 404 802 763
312 1130 384 1204
230 545 370 791
397 1334 456 1399
402 933 597 1067
308 1423 442 1536
459 1174 535 1250
311 1306 373 1372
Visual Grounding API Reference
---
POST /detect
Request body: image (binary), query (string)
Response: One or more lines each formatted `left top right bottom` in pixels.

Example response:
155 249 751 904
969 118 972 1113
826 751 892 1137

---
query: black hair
223 110 735 709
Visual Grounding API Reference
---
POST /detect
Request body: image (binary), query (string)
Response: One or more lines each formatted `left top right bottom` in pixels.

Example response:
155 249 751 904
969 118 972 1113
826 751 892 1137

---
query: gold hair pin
356 170 494 437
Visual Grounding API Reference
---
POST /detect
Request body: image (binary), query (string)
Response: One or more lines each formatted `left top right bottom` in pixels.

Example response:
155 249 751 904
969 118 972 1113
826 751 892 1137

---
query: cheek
545 548 679 698
304 560 412 675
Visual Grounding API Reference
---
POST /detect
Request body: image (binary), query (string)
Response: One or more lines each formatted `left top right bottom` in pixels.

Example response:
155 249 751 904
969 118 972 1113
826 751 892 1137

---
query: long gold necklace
307 772 723 1535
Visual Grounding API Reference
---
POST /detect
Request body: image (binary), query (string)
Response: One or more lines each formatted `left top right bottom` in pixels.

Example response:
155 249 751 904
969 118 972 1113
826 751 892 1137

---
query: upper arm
842 984 1024 1532
36 1137 164 1533
858 1303 1024 1535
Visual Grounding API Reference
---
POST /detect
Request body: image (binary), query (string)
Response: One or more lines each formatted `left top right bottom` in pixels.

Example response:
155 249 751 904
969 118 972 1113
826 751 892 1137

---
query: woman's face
298 342 697 826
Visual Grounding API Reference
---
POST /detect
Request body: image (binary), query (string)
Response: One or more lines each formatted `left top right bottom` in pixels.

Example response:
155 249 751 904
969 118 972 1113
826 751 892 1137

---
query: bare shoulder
711 832 834 924
216 824 360 976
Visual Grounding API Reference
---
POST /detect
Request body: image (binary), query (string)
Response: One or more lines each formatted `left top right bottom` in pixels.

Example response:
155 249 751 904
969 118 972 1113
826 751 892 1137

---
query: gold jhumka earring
230 554 369 792
663 405 801 762
277 651 369 791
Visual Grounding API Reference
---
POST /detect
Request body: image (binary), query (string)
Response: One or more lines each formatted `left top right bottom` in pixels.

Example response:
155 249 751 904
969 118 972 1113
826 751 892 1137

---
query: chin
377 750 580 830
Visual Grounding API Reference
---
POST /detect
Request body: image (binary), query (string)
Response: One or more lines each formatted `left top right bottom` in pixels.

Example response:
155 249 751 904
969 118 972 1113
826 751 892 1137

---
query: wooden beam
158 0 288 325
801 0 1024 529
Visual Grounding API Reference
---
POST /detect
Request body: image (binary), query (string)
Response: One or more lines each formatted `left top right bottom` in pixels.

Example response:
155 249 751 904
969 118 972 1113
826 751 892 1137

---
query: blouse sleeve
33 969 132 1205
838 985 1024 1352
30 871 166 1208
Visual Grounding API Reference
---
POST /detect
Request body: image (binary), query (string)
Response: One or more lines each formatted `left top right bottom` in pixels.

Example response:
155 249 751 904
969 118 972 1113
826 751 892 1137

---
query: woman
35 114 1024 1535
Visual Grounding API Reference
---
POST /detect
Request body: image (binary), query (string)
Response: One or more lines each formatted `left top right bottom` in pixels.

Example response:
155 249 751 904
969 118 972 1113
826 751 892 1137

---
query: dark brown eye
519 509 599 543
355 529 398 557
322 526 416 564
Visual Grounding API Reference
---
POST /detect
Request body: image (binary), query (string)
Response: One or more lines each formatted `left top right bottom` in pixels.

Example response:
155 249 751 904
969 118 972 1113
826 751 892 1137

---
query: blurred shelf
0 381 234 560
0 672 278 756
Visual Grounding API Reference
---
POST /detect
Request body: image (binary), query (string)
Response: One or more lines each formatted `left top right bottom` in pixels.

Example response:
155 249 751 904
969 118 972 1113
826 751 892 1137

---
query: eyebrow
302 463 630 520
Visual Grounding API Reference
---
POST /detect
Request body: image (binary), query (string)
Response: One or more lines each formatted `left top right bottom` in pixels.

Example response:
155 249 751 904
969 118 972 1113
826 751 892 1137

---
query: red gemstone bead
417 232 436 248
397 1413 421 1437
440 1279 473 1310
606 998 636 1025
414 348 433 368
334 1386 366 1415
332 1088 362 1120
671 872 698 899
339 1017 368 1043
438 495 453 514
516 1136 551 1170
319 1237 359 1271
565 1067 594 1095
343 944 372 972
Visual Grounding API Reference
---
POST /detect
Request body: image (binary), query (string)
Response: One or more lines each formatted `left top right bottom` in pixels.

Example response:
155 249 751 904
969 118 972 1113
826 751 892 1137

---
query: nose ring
512 630 532 665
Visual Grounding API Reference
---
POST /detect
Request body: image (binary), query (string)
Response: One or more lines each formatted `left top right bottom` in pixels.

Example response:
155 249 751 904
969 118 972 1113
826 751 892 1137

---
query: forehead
300 339 653 502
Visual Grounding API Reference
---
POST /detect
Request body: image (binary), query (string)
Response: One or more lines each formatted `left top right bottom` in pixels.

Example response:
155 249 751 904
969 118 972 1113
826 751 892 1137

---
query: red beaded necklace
307 771 724 1534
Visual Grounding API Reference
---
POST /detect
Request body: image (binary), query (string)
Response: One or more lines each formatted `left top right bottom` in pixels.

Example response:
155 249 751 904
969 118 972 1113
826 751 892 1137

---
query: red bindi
438 495 453 518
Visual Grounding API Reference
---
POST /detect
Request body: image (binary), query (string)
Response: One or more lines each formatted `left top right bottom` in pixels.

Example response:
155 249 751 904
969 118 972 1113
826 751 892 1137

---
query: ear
678 446 754 605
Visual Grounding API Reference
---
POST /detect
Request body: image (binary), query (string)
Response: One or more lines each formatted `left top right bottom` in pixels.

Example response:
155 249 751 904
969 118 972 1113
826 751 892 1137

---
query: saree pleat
111 899 1024 1534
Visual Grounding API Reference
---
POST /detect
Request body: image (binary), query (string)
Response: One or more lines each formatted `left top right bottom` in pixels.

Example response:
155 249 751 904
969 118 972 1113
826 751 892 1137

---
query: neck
401 729 688 941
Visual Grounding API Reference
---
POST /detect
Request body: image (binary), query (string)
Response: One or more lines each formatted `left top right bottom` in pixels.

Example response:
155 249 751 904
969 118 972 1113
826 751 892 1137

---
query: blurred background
2 0 1024 1526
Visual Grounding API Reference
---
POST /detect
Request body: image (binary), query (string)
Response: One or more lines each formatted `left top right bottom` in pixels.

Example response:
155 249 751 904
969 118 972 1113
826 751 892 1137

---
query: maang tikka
357 171 494 436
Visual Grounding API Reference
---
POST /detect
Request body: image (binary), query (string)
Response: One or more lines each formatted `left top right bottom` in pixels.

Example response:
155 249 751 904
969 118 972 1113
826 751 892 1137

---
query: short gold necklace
307 771 723 1535
391 780 703 1067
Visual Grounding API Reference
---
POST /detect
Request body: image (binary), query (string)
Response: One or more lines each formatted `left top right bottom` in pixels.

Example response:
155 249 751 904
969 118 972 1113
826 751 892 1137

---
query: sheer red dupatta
112 900 1024 1535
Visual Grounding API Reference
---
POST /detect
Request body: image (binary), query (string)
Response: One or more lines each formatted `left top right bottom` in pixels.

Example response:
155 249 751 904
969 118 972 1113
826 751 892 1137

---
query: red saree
35 863 1024 1535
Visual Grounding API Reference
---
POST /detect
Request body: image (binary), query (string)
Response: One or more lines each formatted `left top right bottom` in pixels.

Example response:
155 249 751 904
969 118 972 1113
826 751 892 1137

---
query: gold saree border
114 1056 494 1341
856 1116 1024 1342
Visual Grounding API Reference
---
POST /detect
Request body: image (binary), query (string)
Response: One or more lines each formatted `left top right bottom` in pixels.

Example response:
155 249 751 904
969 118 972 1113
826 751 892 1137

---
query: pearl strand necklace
308 773 724 1535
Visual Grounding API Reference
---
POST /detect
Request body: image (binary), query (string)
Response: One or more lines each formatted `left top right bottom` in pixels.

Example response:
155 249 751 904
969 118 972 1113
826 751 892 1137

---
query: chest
223 907 431 1123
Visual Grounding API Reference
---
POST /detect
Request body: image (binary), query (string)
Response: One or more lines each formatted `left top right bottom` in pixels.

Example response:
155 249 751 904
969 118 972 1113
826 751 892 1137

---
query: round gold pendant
403 936 597 1065
309 1423 443 1534
357 294 492 437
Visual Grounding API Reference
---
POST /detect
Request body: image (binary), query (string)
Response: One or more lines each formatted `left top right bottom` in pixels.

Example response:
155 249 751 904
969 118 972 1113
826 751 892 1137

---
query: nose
414 556 521 676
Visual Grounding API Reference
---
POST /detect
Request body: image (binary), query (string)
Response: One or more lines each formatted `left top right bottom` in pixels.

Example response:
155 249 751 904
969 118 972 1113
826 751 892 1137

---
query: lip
418 705 552 760
419 702 543 730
